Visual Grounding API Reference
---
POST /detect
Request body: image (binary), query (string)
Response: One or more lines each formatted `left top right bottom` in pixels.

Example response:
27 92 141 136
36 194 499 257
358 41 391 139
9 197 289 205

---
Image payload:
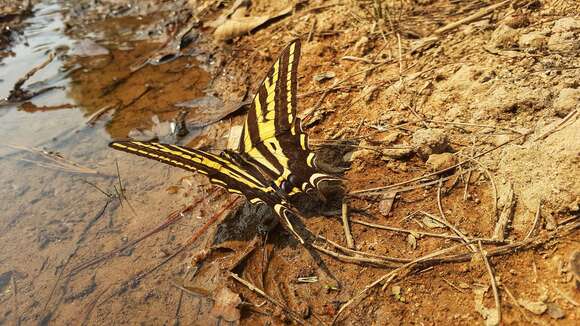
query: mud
0 0 579 325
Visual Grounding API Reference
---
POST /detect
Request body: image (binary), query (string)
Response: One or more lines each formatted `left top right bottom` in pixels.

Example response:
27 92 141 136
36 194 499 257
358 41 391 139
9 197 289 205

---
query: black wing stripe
109 141 269 203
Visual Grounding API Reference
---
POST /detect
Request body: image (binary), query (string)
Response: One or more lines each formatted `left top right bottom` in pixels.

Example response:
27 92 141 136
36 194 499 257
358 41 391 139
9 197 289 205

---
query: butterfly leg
274 203 305 244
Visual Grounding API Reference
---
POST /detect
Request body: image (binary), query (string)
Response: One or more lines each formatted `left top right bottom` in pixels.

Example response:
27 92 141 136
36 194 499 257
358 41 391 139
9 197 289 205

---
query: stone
546 303 565 319
548 18 580 52
381 147 413 160
553 88 580 118
490 24 518 49
518 32 547 49
503 14 530 29
411 128 449 159
426 153 456 171
518 298 547 315
552 17 580 33
548 31 579 52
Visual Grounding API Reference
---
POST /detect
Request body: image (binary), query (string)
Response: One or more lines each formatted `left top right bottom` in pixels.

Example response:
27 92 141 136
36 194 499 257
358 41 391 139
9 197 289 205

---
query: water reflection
0 0 216 324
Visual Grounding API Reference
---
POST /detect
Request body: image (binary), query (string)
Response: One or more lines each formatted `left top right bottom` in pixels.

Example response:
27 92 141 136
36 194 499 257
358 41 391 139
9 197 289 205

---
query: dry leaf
206 0 247 28
473 286 499 326
176 94 250 129
313 71 335 82
227 125 244 150
165 185 180 194
571 250 580 289
518 298 547 315
422 215 445 229
378 192 396 216
391 285 406 302
407 234 417 250
209 286 242 323
546 303 565 319
214 6 293 41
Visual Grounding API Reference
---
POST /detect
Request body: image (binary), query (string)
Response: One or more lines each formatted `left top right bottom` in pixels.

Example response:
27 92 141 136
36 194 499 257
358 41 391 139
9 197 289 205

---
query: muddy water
0 1 80 156
0 1 220 324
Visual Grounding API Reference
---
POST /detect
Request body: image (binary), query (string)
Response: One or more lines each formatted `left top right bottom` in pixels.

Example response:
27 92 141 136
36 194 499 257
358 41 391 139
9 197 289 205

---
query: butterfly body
110 40 340 240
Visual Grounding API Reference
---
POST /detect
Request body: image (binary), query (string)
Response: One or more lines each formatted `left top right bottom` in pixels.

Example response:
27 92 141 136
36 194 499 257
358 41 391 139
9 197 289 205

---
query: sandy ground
0 0 578 325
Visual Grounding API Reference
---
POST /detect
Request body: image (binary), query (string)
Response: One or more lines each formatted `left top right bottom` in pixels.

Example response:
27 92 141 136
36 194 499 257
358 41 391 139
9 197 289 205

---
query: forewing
238 39 337 196
109 141 270 204
238 39 300 179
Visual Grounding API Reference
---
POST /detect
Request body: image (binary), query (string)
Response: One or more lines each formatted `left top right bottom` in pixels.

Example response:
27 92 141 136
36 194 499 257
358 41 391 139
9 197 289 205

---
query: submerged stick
8 52 56 101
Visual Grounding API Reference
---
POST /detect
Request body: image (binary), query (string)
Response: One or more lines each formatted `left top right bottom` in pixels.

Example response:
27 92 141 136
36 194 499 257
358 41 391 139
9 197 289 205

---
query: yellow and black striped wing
109 141 272 205
239 39 336 198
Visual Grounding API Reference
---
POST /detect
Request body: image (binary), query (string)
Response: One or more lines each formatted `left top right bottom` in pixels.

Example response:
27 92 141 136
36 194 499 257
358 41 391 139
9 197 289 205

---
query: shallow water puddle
0 1 217 324
0 1 80 156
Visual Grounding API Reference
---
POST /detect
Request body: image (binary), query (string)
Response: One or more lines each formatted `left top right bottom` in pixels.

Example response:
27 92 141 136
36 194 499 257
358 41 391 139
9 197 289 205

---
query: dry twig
492 182 515 241
524 200 542 240
6 52 57 102
533 109 578 141
478 241 501 325
333 243 467 324
424 207 476 252
351 218 506 244
433 0 511 36
2 144 99 175
341 201 355 249
11 272 19 326
230 272 306 325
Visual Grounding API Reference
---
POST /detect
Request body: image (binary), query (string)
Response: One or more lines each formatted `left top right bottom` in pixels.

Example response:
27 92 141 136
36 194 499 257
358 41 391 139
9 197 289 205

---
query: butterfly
110 39 340 243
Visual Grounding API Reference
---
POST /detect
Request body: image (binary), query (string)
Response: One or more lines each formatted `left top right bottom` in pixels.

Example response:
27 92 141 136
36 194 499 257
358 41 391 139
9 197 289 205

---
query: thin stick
351 218 507 244
470 158 498 226
318 235 409 263
341 201 354 249
230 273 306 325
307 18 316 42
463 169 472 201
86 103 119 125
433 0 511 35
424 207 477 252
478 241 501 324
81 285 111 326
492 182 515 241
12 272 19 326
350 132 528 194
525 200 542 240
381 222 577 269
502 284 530 322
533 109 577 141
69 202 197 275
174 288 184 325
425 119 524 135
441 277 465 293
131 198 240 283
311 243 399 268
2 144 99 175
396 33 403 78
553 285 579 306
333 243 467 323
9 52 55 100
